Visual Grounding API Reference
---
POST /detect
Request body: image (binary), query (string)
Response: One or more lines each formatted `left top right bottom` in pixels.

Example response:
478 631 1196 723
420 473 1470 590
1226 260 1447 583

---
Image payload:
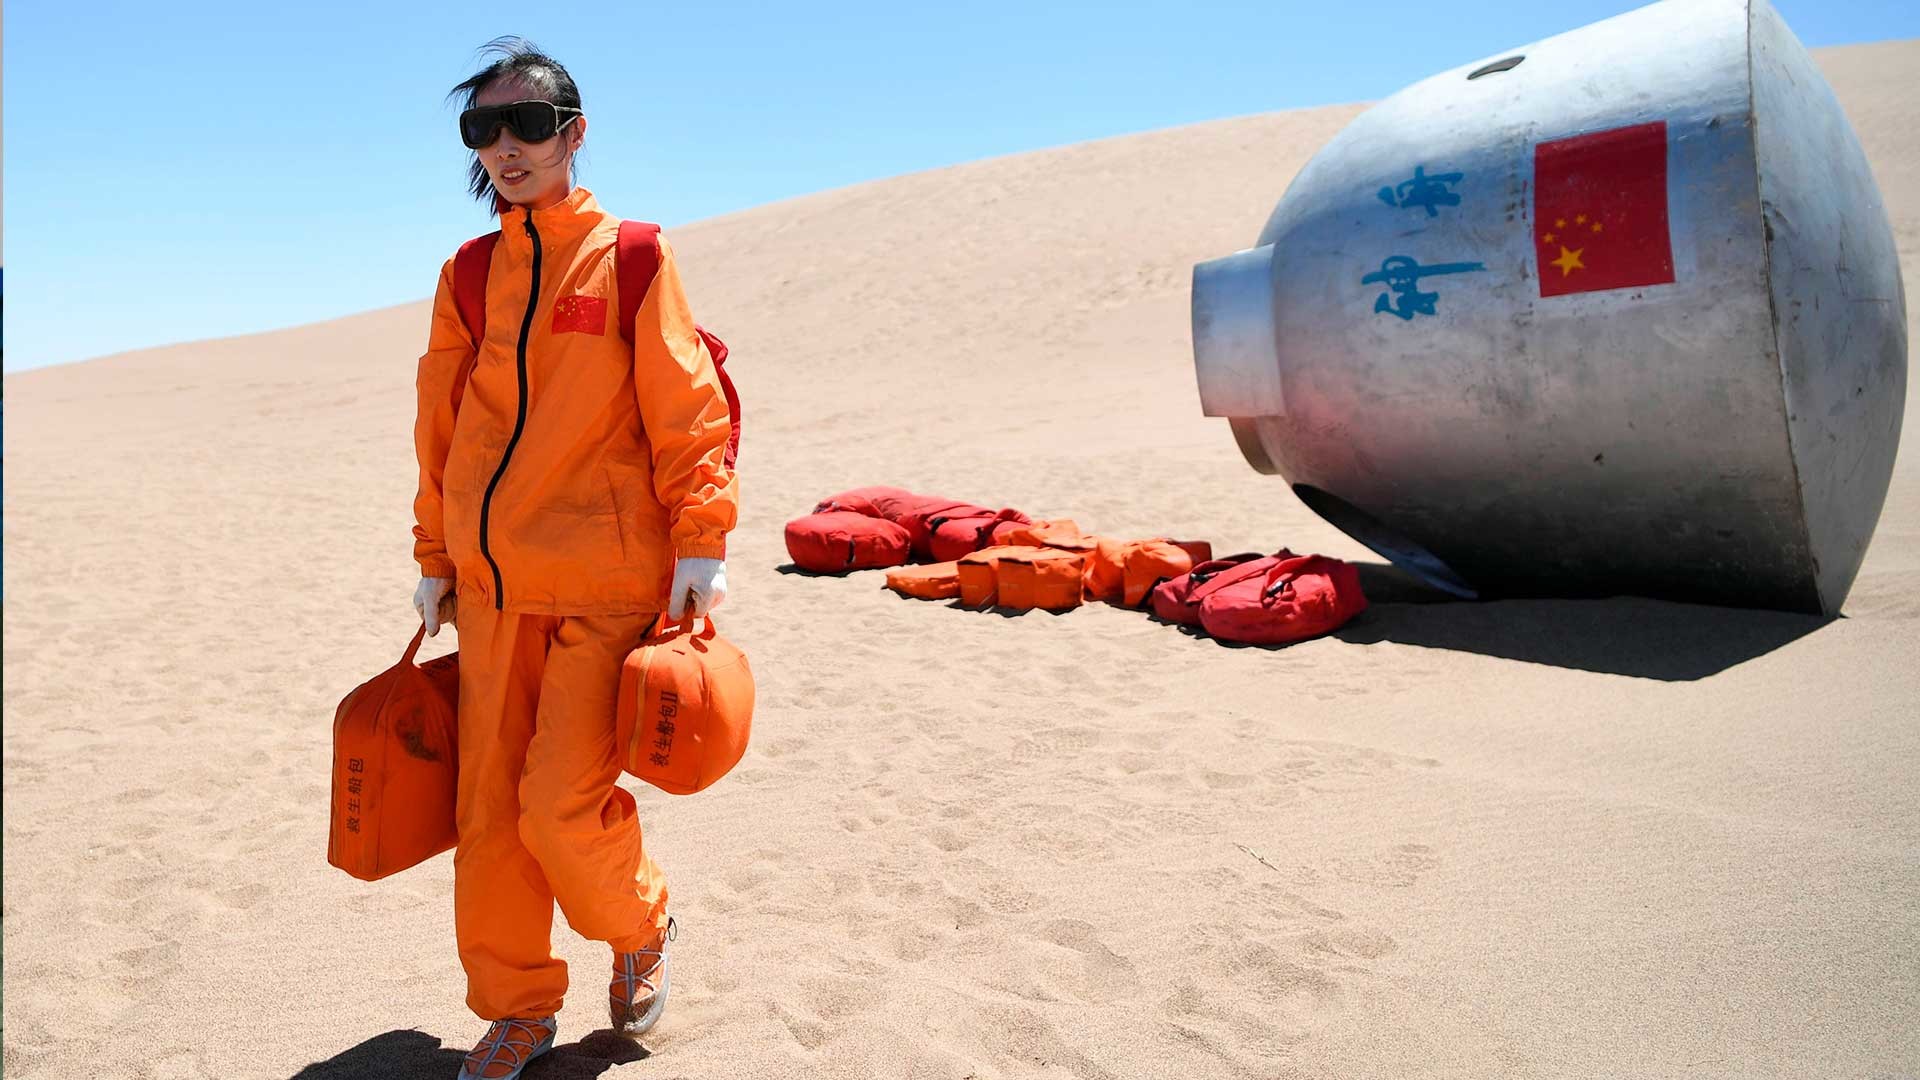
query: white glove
412 576 456 636
668 557 727 620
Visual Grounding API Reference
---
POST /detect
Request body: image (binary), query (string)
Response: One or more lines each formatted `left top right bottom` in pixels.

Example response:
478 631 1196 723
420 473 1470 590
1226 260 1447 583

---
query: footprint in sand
113 939 185 980
1323 843 1440 888
889 923 943 962
1028 918 1138 1005
769 1001 830 1051
213 882 269 911
924 825 974 853
1297 926 1398 962
1161 946 1346 1057
971 877 1047 915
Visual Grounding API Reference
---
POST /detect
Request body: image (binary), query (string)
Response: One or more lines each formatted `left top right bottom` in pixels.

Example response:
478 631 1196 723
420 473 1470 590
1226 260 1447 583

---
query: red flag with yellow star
552 293 608 335
1534 121 1675 298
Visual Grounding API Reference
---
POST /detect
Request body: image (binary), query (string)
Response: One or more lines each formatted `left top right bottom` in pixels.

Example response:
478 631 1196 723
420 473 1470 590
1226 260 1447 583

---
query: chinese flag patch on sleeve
1534 121 1675 297
552 294 609 334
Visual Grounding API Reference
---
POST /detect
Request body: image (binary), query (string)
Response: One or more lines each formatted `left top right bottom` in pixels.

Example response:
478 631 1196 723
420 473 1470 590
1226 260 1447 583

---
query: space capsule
1191 0 1906 614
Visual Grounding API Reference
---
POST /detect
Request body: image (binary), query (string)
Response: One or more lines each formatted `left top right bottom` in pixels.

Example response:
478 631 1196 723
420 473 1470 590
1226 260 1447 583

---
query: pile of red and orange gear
785 487 1368 646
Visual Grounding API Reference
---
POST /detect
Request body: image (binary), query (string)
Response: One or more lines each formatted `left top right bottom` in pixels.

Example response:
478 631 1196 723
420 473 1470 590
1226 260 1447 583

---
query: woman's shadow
291 1028 649 1080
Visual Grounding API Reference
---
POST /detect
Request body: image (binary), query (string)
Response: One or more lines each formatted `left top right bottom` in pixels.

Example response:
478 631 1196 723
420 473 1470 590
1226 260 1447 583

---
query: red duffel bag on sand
904 501 991 559
328 625 460 882
1195 554 1368 645
812 490 984 560
1151 552 1279 625
785 510 913 573
617 616 755 796
811 486 915 518
928 507 1032 562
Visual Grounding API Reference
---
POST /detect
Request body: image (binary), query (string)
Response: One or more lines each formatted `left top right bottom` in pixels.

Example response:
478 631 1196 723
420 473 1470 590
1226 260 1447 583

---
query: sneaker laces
614 915 677 1003
464 1016 552 1077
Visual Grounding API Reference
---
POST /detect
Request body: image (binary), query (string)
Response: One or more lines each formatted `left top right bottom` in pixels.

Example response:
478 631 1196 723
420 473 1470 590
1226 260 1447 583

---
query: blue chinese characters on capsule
1377 165 1464 217
1363 256 1486 320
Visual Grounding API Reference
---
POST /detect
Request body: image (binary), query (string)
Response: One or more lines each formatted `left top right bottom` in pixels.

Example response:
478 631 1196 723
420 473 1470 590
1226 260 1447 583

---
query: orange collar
499 186 607 254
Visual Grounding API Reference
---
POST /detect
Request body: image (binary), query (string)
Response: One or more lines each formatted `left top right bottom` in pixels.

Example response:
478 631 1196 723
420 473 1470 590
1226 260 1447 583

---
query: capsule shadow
1336 562 1833 680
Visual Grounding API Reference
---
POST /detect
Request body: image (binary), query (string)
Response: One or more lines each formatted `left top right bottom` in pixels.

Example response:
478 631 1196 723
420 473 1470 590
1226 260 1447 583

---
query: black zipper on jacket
477 208 542 611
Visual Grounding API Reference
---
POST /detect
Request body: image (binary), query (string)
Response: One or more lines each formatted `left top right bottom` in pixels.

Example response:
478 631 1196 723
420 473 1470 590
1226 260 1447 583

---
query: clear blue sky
4 0 1914 373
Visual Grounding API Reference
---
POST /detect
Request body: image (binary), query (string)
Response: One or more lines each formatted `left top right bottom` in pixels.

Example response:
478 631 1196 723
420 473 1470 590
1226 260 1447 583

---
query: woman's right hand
412 576 456 636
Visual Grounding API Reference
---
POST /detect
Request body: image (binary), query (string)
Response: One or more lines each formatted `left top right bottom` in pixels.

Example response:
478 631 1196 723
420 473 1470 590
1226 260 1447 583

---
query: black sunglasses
459 100 582 150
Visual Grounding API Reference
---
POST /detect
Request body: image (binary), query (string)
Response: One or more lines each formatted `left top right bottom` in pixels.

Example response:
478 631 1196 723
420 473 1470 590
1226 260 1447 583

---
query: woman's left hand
669 558 728 620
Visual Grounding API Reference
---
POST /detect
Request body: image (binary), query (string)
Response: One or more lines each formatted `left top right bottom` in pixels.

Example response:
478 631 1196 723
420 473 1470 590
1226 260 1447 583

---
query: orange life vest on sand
885 561 964 601
957 545 1080 609
328 626 460 882
1082 538 1215 607
994 548 1089 611
997 519 1085 548
880 535 1209 614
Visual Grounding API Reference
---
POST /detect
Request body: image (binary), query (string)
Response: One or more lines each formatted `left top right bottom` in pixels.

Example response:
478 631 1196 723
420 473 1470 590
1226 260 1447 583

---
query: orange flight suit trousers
453 601 670 1021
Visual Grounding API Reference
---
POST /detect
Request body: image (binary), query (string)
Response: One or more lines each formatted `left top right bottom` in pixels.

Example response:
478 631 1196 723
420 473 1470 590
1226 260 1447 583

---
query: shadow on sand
774 562 846 578
1115 561 1828 681
292 1028 649 1080
1327 562 1832 680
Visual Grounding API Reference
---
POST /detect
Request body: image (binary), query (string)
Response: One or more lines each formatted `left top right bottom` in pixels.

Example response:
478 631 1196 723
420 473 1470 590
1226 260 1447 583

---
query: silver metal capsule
1191 0 1906 614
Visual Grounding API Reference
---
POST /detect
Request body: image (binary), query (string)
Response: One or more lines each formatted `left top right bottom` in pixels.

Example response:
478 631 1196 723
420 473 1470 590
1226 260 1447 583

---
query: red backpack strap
618 219 741 468
1261 554 1320 597
701 326 742 469
616 220 664 344
1184 552 1266 590
452 231 500 346
1187 553 1287 604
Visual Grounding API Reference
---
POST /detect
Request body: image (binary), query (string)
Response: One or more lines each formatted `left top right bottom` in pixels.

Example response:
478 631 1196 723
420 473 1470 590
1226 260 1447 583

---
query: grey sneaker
457 1015 556 1080
609 915 678 1037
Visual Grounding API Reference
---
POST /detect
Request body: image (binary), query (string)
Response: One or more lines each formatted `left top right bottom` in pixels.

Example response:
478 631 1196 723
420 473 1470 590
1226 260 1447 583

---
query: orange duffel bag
956 545 1041 607
328 624 460 882
996 549 1087 611
887 560 963 600
617 617 755 795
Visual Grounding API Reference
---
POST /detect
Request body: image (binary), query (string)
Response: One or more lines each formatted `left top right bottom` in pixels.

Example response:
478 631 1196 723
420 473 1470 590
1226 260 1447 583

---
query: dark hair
447 37 584 214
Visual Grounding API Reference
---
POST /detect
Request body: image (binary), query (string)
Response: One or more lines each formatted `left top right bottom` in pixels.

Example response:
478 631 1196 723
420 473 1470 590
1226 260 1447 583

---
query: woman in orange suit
409 38 737 1080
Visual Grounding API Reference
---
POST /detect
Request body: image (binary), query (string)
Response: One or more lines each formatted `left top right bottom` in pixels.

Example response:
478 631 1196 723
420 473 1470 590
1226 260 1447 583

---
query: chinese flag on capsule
1534 120 1676 297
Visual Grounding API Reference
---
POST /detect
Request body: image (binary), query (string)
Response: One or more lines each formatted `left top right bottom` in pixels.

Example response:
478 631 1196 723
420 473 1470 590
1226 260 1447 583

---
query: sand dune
4 38 1917 1080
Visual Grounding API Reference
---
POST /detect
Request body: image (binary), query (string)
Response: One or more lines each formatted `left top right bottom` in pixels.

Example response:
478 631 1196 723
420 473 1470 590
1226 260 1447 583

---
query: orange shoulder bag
327 625 460 881
616 616 754 795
